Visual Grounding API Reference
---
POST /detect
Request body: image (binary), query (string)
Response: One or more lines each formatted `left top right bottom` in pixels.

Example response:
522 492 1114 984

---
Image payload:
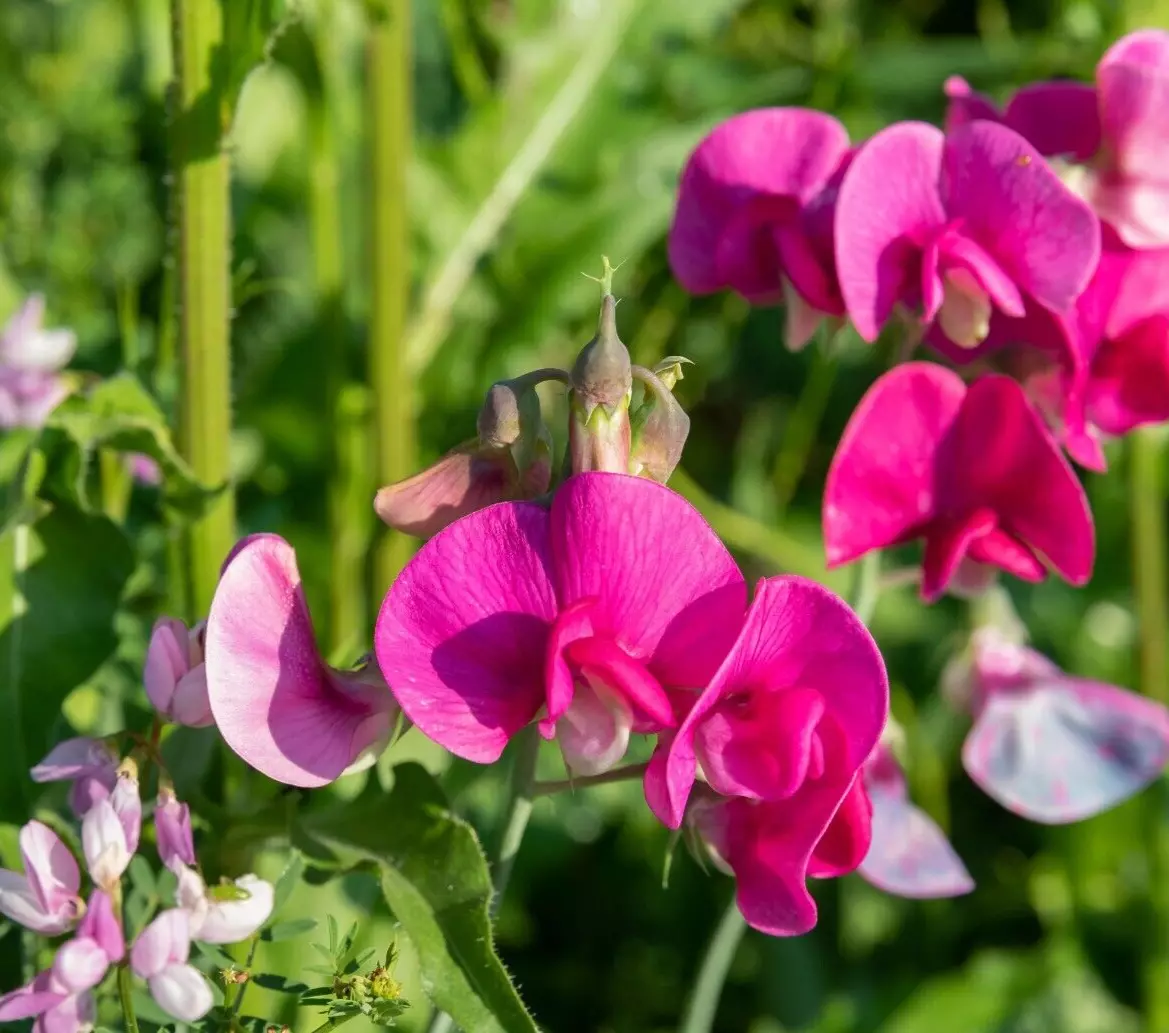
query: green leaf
220 0 292 110
262 917 318 942
251 973 310 995
42 374 221 518
0 507 134 821
299 764 538 1033
0 430 48 537
270 851 306 914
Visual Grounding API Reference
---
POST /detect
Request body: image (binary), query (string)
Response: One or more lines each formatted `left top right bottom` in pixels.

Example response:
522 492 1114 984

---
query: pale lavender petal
29 738 116 784
20 820 80 916
131 909 190 978
52 939 110 994
149 964 213 1023
81 799 130 890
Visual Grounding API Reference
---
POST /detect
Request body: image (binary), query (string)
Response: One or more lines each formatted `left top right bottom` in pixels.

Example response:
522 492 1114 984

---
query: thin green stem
426 729 541 1033
531 761 648 797
118 964 141 1033
171 0 236 618
99 449 131 523
677 892 748 1033
850 549 882 625
772 347 838 516
309 4 367 656
307 1012 359 1033
367 0 416 599
230 935 261 1017
1130 428 1169 1032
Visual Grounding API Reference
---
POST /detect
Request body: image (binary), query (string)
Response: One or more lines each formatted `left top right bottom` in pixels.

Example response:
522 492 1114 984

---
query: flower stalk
170 0 236 617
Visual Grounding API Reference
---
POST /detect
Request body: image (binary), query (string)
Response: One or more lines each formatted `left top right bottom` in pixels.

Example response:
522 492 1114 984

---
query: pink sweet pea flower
155 787 196 869
668 108 851 349
81 795 136 892
0 294 76 430
204 534 399 787
174 864 274 944
835 120 1099 351
644 576 886 832
375 472 747 772
954 628 1169 824
688 776 872 936
30 737 118 818
131 909 213 1022
823 363 1095 602
145 617 213 727
0 821 84 935
857 745 973 898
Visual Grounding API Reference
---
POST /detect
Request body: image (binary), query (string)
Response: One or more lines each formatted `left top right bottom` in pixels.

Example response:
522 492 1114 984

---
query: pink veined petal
807 773 873 877
555 679 633 777
77 891 125 964
693 686 826 801
647 577 887 829
713 195 789 303
29 738 115 783
20 820 80 916
668 108 850 295
941 375 1095 586
40 991 95 1033
550 473 746 688
963 678 1169 824
942 121 1101 313
0 972 62 1022
375 502 557 764
835 121 947 341
823 362 966 568
541 599 596 737
1003 81 1102 160
149 964 214 1023
859 783 974 898
565 636 673 730
1097 30 1169 182
207 534 396 786
131 909 190 979
1087 314 1169 434
374 442 535 540
52 939 110 994
0 872 56 934
920 508 998 604
155 793 197 870
943 76 1002 132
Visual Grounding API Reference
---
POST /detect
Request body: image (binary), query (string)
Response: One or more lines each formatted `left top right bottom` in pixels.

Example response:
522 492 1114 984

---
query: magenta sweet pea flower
644 576 886 832
953 628 1169 824
0 294 76 430
857 744 973 899
668 108 851 349
376 473 747 772
688 776 872 936
204 533 399 787
0 821 84 935
145 617 213 728
30 737 118 818
823 363 1095 601
835 120 1099 351
131 909 213 1022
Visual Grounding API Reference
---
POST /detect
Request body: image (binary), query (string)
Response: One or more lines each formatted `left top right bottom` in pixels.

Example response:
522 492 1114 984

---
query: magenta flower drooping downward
834 120 1099 353
823 363 1095 601
205 533 400 787
857 743 973 899
376 473 747 772
951 628 1169 824
668 108 852 349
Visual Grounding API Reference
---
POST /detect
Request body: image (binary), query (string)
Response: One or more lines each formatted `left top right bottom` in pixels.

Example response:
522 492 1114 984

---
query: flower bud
568 294 633 474
144 618 213 728
628 365 690 483
651 356 692 392
155 786 196 869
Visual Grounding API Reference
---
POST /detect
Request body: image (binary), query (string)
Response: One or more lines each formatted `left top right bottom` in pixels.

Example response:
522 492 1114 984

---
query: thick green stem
309 8 367 656
118 964 141 1033
171 0 236 618
1130 428 1169 1032
677 893 747 1033
367 0 415 600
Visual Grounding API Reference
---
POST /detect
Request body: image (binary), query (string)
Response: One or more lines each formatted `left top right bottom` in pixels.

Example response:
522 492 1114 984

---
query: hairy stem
677 893 747 1033
171 0 235 617
1131 428 1169 1032
367 0 416 600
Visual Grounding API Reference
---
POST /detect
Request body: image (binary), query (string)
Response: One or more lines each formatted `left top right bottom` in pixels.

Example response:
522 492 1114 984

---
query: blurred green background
4 0 1169 1030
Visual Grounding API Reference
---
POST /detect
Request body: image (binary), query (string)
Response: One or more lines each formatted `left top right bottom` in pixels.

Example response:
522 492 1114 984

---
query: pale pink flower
0 821 84 935
130 909 213 1022
144 617 213 727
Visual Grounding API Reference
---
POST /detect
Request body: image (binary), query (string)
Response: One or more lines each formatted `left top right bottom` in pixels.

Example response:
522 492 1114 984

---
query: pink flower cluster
4 738 273 1030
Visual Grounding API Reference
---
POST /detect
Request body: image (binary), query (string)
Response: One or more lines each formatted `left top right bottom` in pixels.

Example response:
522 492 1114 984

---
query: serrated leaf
262 917 318 942
299 763 537 1033
42 374 221 518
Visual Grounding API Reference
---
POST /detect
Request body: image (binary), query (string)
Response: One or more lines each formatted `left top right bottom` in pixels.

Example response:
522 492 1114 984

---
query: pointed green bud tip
571 294 632 413
651 355 693 392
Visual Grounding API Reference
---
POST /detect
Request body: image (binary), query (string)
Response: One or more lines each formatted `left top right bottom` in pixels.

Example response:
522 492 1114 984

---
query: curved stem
118 964 141 1033
677 893 747 1033
531 761 648 797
